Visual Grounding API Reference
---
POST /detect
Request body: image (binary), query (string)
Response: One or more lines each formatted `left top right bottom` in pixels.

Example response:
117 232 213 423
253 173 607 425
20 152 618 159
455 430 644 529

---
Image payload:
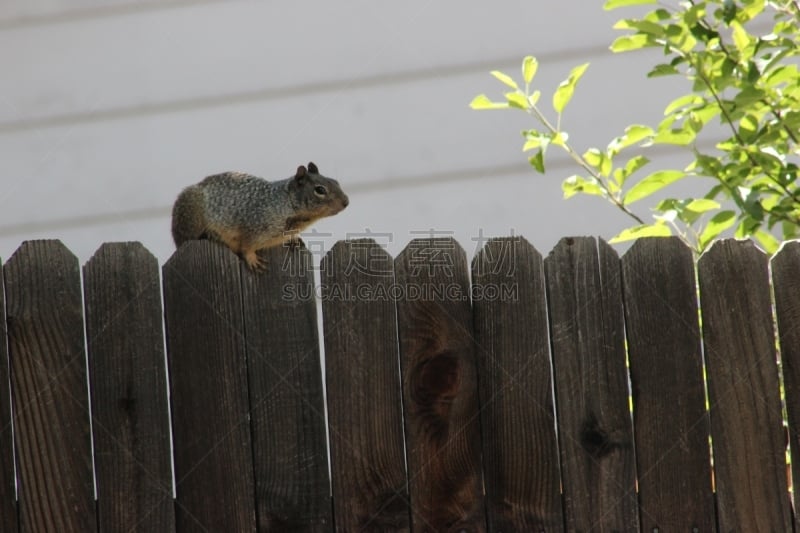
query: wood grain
241 244 332 531
0 251 18 532
621 237 714 529
772 241 800 532
698 239 792 530
544 237 638 532
163 240 256 533
4 240 96 532
472 237 563 531
395 237 486 532
321 239 409 532
84 242 175 533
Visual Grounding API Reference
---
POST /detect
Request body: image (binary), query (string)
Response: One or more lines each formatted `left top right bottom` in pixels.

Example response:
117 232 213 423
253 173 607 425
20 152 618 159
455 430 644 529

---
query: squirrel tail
171 185 207 247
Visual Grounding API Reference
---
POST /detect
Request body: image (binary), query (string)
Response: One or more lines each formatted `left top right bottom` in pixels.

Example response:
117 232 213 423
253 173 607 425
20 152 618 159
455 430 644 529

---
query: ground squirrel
171 162 349 270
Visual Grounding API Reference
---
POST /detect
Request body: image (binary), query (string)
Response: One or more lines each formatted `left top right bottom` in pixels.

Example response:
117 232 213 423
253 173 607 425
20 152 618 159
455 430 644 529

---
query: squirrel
171 162 349 270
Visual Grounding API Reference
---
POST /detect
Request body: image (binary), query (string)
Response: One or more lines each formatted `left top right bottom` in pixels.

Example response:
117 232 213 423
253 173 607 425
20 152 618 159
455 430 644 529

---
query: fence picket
621 237 714 529
772 241 800 532
0 254 17 533
240 245 332 531
4 240 96 532
84 242 175 533
321 239 410 532
395 237 486 532
698 239 792 530
472 237 563 531
544 237 638 531
163 241 256 533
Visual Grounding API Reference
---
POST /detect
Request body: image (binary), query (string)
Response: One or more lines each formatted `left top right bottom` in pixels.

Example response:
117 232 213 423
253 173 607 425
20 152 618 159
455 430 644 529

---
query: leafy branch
472 0 800 254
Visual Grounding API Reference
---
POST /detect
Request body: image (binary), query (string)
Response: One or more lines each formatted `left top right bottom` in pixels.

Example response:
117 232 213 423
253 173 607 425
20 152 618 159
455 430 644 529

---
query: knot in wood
579 412 613 459
409 352 461 445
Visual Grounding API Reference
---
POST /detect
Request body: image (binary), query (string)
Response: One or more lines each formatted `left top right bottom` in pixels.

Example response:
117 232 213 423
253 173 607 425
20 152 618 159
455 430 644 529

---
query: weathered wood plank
83 242 175 533
3 240 96 532
544 237 638 531
772 241 800 532
321 239 410 532
0 255 17 532
698 239 792 530
163 241 256 533
472 237 563 531
621 237 714 530
395 237 486 532
241 245 332 531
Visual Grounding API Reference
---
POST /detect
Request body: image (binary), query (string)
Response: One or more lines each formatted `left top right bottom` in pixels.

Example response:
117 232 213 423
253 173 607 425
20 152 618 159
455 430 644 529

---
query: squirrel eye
314 185 328 196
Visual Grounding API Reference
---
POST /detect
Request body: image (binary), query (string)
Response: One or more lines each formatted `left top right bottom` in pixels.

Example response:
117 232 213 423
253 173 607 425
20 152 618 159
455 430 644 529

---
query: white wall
0 0 691 264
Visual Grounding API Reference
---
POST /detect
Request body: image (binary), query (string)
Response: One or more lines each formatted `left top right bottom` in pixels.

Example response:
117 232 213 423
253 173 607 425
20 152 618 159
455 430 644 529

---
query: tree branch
524 105 647 225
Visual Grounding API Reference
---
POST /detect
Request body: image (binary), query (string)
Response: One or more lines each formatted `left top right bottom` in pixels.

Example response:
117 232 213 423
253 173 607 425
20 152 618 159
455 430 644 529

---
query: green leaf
737 0 765 23
614 155 650 186
733 86 766 106
584 148 602 168
654 209 678 223
528 90 541 106
491 70 518 90
624 124 655 145
722 0 737 23
604 0 656 10
684 198 721 213
529 150 545 173
609 223 671 243
522 138 543 151
648 64 680 77
613 18 665 36
551 131 569 147
664 94 703 115
522 56 538 85
657 198 720 225
552 63 590 114
653 128 696 145
737 186 764 220
731 21 752 54
689 21 718 42
764 64 798 87
562 175 605 198
782 220 800 240
624 170 686 204
522 130 551 152
624 155 650 176
583 148 612 177
699 210 736 249
754 229 780 254
610 34 653 53
470 94 508 110
735 216 760 238
644 8 671 21
673 31 698 53
691 103 720 128
608 124 654 153
505 91 527 109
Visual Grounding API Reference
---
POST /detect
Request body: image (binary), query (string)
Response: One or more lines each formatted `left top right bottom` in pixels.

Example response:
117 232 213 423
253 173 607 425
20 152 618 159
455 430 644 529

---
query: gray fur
171 164 349 250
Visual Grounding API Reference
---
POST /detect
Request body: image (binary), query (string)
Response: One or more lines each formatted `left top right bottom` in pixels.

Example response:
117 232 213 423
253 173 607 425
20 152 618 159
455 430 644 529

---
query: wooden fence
0 236 798 532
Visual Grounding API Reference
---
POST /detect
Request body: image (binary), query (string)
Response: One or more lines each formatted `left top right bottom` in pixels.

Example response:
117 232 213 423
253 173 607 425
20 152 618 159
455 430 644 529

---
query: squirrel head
289 162 349 217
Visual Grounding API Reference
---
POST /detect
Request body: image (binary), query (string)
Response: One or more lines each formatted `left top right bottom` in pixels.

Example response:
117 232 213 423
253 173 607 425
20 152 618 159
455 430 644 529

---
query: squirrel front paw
243 249 267 272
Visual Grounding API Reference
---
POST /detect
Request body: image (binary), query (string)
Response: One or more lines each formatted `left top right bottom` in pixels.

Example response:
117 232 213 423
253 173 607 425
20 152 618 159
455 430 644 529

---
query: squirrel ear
295 165 307 179
307 162 318 174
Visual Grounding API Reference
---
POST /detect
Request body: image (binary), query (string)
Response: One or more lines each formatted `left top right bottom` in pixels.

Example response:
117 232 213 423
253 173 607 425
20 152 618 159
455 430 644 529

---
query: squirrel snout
341 195 349 208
